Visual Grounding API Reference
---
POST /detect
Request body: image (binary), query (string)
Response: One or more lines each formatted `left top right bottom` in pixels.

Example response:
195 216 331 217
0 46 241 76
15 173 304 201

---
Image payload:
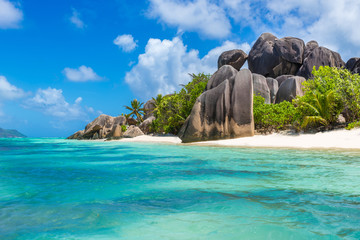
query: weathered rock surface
248 33 305 78
297 46 345 79
266 77 279 104
346 57 360 74
304 41 319 59
275 76 306 103
123 126 144 138
67 114 126 139
144 99 155 119
178 69 254 143
253 73 271 104
205 65 238 91
218 49 248 70
139 116 155 134
127 117 137 126
275 75 294 86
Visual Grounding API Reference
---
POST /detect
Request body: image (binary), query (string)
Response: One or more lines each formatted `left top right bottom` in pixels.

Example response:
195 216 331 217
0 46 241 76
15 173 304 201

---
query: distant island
0 128 26 138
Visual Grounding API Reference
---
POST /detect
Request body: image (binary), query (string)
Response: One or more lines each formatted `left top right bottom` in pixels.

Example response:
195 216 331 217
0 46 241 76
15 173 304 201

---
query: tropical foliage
150 73 210 134
253 95 296 133
124 99 145 122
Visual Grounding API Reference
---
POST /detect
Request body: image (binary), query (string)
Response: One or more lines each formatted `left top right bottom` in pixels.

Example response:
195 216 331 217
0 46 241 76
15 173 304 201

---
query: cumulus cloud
148 0 231 39
0 76 25 100
70 8 85 29
0 0 23 29
63 65 102 82
220 0 360 60
114 34 138 52
125 37 249 99
24 87 90 120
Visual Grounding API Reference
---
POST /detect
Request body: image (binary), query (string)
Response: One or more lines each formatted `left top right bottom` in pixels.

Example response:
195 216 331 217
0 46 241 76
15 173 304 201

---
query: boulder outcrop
139 116 155 134
67 114 126 139
218 49 247 70
248 33 305 78
178 69 254 143
252 73 271 104
275 76 306 103
205 65 238 91
346 57 360 74
123 126 144 138
297 46 345 79
144 99 155 119
266 77 279 104
248 33 345 80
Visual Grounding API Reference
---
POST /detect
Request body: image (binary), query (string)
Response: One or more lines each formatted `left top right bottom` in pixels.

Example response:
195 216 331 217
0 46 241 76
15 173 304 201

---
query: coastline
111 128 360 150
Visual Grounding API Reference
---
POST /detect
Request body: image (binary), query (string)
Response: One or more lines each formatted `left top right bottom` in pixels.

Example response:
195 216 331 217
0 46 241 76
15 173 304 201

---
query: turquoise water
1 138 360 240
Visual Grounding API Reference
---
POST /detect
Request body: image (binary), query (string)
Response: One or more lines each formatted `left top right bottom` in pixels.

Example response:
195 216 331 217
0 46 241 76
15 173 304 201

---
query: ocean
1 138 360 239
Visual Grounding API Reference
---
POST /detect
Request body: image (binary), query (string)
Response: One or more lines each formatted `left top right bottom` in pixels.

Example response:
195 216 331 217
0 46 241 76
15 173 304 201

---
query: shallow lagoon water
1 138 360 239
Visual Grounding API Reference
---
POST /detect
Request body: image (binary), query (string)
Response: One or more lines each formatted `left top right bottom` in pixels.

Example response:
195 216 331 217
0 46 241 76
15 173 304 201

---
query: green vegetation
124 99 145 122
254 66 360 133
150 73 210 134
253 95 296 133
121 125 127 132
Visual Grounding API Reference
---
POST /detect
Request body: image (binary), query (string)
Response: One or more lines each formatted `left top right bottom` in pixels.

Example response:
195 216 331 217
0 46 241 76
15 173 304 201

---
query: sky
1 0 360 137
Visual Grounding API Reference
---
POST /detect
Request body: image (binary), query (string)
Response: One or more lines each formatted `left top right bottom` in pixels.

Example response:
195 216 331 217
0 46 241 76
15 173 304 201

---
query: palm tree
151 94 163 117
124 99 145 122
300 90 339 129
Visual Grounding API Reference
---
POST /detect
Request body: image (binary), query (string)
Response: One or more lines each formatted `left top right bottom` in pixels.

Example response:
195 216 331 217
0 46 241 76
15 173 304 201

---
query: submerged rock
179 69 254 143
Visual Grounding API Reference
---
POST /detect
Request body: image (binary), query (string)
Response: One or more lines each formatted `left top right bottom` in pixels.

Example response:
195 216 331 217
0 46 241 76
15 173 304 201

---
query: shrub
253 95 296 133
304 66 360 122
345 121 360 130
151 73 211 134
121 125 127 132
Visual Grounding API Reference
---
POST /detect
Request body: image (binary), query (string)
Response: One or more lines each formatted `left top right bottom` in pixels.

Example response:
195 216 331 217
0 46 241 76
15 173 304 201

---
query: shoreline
111 128 360 150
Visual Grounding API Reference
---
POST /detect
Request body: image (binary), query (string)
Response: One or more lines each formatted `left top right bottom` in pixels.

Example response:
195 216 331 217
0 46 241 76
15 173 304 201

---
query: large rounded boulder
297 46 345 79
265 77 279 104
252 73 271 104
67 114 126 140
275 76 306 103
248 33 305 78
143 99 155 119
179 69 254 143
205 65 238 91
346 57 360 74
218 49 248 70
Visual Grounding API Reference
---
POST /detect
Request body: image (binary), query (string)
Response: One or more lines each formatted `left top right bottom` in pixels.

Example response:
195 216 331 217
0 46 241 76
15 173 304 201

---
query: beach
115 128 360 150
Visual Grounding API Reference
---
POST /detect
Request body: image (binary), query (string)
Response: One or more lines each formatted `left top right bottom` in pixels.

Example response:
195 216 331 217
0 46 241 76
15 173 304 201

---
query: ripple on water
0 138 360 239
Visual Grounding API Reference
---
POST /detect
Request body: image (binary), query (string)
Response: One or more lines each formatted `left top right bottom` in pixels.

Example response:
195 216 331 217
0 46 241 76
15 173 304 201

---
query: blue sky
1 0 359 137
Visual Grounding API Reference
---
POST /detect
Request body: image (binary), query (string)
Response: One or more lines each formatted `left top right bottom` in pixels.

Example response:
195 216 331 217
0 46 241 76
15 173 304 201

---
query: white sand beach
195 128 360 149
116 128 360 150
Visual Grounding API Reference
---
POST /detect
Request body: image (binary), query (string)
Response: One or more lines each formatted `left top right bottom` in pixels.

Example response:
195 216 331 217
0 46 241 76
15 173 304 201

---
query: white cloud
0 0 23 29
24 87 89 120
148 0 231 39
219 0 360 60
70 8 85 29
125 37 249 99
114 34 138 52
63 65 102 82
0 76 25 100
